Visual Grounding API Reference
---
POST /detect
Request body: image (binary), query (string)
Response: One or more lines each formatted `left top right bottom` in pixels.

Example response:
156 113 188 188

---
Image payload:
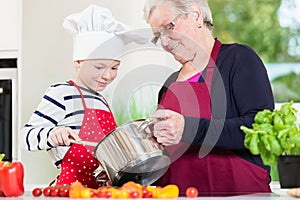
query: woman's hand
49 126 81 146
151 109 185 146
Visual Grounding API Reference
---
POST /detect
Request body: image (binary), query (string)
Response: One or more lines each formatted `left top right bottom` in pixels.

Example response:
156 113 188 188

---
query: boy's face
75 59 120 92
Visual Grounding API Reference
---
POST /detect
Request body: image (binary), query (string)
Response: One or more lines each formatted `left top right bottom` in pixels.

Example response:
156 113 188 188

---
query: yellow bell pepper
157 184 179 199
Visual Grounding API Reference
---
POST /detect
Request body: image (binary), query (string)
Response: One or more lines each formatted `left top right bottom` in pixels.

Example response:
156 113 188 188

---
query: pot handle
93 164 109 184
69 139 98 147
137 118 155 138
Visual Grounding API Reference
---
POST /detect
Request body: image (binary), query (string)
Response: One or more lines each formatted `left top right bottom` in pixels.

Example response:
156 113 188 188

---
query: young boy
20 4 148 188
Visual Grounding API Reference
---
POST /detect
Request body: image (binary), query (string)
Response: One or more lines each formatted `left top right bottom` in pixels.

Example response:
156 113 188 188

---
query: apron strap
69 80 87 110
100 94 115 115
205 66 214 94
203 39 222 93
68 80 115 117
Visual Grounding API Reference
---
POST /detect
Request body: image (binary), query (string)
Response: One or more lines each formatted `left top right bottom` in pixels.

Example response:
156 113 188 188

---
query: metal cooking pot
93 119 171 187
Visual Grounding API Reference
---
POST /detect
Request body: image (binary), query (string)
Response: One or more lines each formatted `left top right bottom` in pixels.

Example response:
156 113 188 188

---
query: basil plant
241 101 300 166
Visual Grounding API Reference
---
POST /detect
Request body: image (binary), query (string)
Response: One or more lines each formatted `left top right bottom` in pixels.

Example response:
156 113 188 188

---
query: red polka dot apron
56 80 117 188
155 39 271 196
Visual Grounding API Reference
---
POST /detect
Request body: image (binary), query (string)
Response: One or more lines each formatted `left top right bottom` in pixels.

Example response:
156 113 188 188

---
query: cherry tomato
96 188 105 198
186 187 198 198
43 187 52 197
104 190 112 198
117 189 129 198
130 191 140 198
80 188 91 198
122 182 142 196
142 186 152 198
90 189 97 198
69 182 84 198
59 187 70 197
97 190 105 198
144 190 153 198
32 188 42 197
50 187 60 197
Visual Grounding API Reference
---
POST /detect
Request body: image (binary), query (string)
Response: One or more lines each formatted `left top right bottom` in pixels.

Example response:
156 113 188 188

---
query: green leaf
249 133 260 155
273 113 284 131
254 110 273 124
262 134 271 151
240 126 256 135
290 132 300 148
269 135 283 156
280 101 293 116
252 123 273 133
283 111 297 125
260 148 278 166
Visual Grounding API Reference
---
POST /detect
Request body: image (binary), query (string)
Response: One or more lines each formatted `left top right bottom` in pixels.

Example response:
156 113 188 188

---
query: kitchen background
0 0 299 190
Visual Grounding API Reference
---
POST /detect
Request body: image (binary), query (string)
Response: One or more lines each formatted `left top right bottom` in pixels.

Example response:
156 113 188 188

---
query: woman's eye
94 66 104 70
165 23 174 30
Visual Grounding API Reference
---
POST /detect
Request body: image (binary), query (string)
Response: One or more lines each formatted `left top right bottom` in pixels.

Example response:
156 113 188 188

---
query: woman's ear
190 4 202 22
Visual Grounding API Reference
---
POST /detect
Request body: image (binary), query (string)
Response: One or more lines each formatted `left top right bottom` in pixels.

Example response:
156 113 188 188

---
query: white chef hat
63 4 149 61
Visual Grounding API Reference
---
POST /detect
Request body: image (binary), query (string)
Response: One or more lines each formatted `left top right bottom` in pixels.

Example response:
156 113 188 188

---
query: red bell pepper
0 154 24 197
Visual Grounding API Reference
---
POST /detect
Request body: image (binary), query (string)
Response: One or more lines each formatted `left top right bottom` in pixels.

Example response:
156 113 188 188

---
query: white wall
20 0 178 189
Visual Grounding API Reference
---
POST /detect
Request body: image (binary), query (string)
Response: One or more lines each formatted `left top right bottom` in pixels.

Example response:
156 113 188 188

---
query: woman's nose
160 35 171 47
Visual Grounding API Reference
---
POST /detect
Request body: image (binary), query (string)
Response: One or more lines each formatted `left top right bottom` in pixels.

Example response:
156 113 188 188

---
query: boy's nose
101 69 112 80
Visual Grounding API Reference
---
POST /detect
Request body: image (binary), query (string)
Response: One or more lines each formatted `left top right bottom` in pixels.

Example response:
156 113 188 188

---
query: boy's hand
49 127 81 146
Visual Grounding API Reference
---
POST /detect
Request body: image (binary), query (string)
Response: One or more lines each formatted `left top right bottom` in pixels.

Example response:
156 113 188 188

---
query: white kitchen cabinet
0 0 19 58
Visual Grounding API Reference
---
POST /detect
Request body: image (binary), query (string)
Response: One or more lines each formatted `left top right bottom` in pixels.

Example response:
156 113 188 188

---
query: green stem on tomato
3 162 10 167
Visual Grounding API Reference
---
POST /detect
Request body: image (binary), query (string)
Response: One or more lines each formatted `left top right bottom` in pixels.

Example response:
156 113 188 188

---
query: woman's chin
173 54 188 64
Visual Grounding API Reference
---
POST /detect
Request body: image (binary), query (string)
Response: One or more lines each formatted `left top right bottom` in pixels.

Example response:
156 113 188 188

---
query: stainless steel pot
93 119 171 187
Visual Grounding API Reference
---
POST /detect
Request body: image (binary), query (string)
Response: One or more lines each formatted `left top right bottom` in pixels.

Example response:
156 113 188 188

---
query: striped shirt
20 81 111 168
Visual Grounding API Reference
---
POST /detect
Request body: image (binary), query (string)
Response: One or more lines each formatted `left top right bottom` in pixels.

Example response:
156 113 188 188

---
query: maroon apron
156 40 271 196
56 80 117 188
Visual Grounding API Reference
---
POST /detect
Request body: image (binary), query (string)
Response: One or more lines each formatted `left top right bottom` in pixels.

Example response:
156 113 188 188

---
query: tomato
59 187 70 197
144 190 153 198
96 187 105 198
146 186 161 198
90 189 97 198
104 190 112 198
50 187 60 197
70 181 84 190
186 187 198 198
69 189 81 198
121 181 142 198
117 189 129 198
130 191 140 198
107 187 119 198
80 188 91 198
142 186 152 198
43 187 52 197
32 188 42 197
69 181 84 198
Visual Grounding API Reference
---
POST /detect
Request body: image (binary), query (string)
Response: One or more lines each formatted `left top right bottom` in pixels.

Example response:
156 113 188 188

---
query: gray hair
144 0 213 30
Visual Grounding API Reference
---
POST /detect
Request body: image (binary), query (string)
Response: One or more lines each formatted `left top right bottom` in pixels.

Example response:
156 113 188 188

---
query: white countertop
1 182 297 199
1 192 294 200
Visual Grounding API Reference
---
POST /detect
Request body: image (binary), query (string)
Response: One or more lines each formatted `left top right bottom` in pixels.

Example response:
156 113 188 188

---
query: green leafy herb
240 101 300 166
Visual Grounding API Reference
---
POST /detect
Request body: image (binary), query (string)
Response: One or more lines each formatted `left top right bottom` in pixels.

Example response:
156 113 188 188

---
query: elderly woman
144 0 274 196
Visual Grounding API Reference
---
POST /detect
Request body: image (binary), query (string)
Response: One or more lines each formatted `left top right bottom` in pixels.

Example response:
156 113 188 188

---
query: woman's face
75 59 120 92
149 3 202 65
